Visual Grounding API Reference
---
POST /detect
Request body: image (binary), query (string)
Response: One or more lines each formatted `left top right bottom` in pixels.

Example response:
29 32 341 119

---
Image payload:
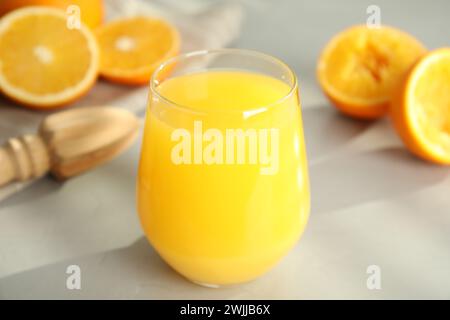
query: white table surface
1 0 450 299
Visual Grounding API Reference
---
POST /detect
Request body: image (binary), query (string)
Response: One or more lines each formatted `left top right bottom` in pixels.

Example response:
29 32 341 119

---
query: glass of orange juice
137 49 310 287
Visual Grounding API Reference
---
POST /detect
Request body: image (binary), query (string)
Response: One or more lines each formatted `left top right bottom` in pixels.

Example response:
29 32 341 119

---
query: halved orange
95 17 180 86
317 25 427 119
0 7 99 109
391 48 450 164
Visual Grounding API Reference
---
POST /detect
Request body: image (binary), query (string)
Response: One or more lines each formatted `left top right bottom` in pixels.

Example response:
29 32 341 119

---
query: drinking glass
137 49 310 287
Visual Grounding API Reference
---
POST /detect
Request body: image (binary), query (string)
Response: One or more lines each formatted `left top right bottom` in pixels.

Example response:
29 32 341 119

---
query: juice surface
137 70 310 285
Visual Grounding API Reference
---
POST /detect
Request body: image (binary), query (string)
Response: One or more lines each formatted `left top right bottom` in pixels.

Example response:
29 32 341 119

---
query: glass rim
149 48 298 115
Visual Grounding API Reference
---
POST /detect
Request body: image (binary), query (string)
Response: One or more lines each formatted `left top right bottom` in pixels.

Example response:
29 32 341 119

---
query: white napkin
0 0 244 201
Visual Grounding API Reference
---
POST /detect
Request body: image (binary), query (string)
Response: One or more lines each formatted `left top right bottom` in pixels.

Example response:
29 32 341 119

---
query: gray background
1 0 450 299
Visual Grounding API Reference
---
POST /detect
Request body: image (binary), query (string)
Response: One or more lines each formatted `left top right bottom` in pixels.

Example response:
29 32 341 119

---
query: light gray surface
1 0 450 299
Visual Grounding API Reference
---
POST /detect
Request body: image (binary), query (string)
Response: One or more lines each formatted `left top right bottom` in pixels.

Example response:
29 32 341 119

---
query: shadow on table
0 237 295 299
310 146 449 214
302 105 372 161
0 177 62 211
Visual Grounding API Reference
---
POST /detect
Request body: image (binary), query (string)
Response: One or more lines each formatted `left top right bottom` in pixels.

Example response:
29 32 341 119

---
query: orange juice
138 67 310 286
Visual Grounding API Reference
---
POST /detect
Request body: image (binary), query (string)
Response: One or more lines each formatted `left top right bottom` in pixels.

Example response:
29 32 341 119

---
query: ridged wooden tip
0 135 50 187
